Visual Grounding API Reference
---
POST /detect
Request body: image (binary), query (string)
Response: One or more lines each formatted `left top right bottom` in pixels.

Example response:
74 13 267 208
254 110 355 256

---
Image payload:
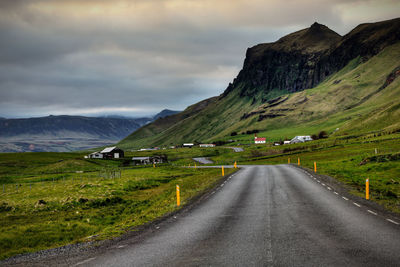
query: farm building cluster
255 135 314 145
131 155 168 165
87 146 124 159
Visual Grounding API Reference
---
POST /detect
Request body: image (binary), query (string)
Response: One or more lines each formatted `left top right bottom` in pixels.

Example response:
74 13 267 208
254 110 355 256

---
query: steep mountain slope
119 18 400 149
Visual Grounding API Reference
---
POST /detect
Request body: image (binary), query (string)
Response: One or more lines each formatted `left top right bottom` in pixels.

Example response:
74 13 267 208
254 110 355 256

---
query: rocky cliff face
223 18 400 100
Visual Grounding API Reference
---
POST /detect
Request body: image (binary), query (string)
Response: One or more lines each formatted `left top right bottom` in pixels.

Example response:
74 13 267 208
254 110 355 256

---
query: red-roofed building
254 134 266 144
255 137 266 144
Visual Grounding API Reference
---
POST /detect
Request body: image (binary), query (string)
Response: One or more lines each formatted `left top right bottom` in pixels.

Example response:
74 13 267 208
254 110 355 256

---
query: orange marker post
176 185 180 206
298 157 300 166
366 179 370 200
222 166 225 176
314 161 317 173
234 161 237 168
288 158 291 164
153 163 155 168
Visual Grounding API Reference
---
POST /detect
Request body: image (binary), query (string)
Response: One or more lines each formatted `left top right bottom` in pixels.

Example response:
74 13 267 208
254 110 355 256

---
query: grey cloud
0 0 398 118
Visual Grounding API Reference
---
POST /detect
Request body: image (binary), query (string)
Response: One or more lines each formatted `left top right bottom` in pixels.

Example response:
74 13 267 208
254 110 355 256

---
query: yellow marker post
298 157 300 166
234 161 237 168
176 185 180 206
366 178 370 200
288 158 290 164
195 163 197 169
314 161 317 173
153 163 155 168
222 166 225 176
189 164 191 167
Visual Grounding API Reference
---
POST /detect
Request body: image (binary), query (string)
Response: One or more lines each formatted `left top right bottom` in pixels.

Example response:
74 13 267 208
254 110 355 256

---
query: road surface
7 165 400 266
228 147 244 152
192 157 214 164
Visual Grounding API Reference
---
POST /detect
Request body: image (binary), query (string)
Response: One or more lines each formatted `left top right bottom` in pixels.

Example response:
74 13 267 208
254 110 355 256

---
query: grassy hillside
119 42 400 149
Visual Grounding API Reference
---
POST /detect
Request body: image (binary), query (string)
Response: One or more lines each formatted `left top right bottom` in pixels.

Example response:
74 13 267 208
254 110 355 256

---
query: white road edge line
342 197 349 200
321 183 326 186
327 187 332 190
353 202 361 207
74 257 96 266
386 219 400 225
334 192 339 195
367 210 377 215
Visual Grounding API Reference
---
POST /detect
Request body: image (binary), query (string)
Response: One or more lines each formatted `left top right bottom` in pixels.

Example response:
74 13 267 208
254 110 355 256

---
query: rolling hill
119 18 400 149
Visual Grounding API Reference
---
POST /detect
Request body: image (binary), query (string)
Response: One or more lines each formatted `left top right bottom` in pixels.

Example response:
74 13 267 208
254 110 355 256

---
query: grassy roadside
0 163 235 260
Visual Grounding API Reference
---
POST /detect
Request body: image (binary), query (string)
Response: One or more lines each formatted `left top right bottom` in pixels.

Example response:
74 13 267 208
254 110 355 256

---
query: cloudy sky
0 0 399 118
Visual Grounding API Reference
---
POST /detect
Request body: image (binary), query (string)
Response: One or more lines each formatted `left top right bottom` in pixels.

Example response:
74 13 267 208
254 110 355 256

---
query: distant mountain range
118 18 400 148
0 109 180 152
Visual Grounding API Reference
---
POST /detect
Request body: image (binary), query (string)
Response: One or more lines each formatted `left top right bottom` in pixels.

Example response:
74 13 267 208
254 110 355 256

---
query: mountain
0 115 151 152
153 109 181 120
119 18 400 149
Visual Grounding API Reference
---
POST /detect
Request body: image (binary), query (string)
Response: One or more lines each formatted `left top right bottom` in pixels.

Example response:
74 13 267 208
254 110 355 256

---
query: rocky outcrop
223 18 400 100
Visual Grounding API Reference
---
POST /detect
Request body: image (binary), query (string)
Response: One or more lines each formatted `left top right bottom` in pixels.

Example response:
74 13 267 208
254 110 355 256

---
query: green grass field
0 156 235 260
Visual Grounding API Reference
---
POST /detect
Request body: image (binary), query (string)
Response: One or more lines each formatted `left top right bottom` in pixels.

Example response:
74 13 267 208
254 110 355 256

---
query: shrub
318 131 328 139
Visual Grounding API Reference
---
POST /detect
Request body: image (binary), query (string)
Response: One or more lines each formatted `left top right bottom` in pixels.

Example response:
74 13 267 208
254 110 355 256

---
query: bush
318 131 328 139
230 131 237 136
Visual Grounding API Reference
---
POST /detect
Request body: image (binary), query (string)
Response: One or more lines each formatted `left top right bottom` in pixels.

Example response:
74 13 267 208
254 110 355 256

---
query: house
199 144 216 148
100 146 124 159
183 143 194 148
132 157 152 165
88 152 103 159
283 141 291 145
132 155 168 165
290 136 313 144
254 134 266 144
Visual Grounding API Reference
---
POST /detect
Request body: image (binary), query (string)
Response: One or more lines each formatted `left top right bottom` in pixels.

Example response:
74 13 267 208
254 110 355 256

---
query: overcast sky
0 0 399 118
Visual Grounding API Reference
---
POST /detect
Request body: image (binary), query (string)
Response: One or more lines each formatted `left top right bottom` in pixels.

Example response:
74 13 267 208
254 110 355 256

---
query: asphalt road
192 157 214 164
66 165 400 266
227 147 244 152
7 165 400 266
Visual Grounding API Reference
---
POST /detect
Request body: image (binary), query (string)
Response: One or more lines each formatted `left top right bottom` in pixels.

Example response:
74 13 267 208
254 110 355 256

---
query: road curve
227 147 244 152
192 157 214 164
10 165 400 266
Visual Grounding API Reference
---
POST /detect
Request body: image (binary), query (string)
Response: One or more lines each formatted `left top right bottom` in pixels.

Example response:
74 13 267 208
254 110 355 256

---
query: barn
100 146 124 159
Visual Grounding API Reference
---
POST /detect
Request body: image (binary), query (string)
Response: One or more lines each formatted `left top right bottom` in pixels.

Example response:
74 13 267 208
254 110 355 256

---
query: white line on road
353 202 361 207
321 183 326 186
367 210 377 215
386 219 400 225
74 257 96 266
317 180 320 183
342 196 349 200
327 187 332 190
334 192 339 195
